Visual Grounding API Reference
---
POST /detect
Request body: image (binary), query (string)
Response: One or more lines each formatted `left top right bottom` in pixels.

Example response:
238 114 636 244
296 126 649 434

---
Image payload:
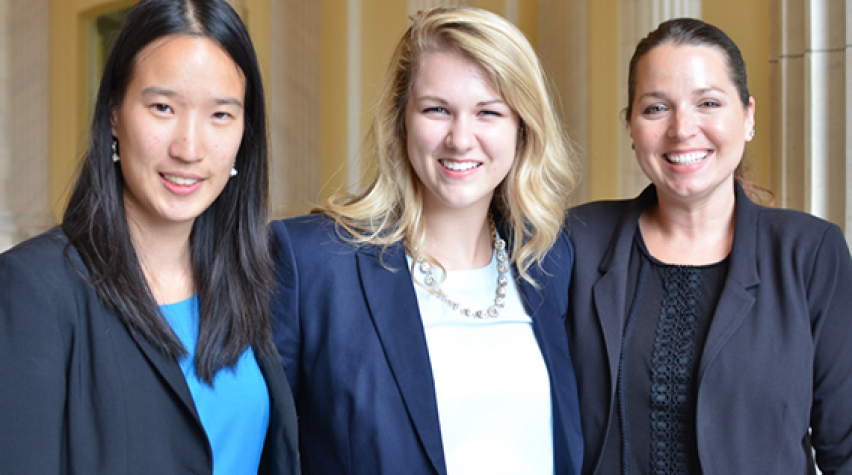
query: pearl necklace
415 216 509 319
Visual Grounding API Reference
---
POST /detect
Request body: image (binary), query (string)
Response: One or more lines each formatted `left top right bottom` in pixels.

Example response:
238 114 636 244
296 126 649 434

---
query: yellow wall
49 0 136 221
586 0 620 200
319 0 350 199
704 0 772 189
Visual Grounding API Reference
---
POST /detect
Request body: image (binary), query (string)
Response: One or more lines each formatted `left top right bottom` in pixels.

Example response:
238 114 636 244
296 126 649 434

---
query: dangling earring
230 167 238 177
112 138 120 163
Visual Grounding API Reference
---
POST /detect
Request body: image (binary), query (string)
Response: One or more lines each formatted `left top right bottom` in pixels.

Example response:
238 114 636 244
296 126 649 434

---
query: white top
409 253 554 475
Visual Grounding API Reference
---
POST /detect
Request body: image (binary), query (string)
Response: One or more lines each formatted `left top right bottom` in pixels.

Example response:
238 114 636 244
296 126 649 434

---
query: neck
127 218 195 305
419 204 493 270
639 188 736 265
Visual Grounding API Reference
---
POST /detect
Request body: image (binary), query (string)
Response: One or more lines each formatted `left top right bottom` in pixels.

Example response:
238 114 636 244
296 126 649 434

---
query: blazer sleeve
270 221 302 397
808 224 852 474
0 246 71 472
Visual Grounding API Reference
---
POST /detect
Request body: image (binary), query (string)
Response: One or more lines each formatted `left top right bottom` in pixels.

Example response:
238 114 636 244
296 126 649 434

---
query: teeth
666 151 708 165
440 160 480 171
164 174 199 186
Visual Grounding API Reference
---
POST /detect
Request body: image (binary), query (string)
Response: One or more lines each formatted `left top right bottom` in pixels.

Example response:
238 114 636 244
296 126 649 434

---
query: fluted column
0 0 13 251
267 0 321 217
3 0 52 250
847 1 852 238
771 0 849 237
617 0 702 198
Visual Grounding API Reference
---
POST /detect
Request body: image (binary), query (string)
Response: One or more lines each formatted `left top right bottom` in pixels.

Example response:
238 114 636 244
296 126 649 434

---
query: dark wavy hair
625 17 771 202
62 0 274 383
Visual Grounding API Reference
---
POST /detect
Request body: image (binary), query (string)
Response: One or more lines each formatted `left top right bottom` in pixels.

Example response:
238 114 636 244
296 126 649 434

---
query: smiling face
112 35 246 233
629 43 755 204
404 50 519 216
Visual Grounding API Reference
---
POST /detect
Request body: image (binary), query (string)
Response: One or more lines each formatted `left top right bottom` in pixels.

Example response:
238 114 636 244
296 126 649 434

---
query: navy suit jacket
0 228 300 474
271 214 583 475
566 183 852 475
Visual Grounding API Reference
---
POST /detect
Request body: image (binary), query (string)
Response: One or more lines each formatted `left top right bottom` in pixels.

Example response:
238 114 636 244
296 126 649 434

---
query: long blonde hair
320 6 580 284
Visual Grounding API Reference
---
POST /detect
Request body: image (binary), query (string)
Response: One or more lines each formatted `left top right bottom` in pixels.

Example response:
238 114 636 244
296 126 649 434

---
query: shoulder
566 199 634 235
0 228 86 288
270 214 379 274
0 228 92 330
751 203 843 248
270 214 351 253
1 227 68 264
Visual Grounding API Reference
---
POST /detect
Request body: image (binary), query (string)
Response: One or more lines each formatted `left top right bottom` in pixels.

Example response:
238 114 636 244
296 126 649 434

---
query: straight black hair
62 0 275 383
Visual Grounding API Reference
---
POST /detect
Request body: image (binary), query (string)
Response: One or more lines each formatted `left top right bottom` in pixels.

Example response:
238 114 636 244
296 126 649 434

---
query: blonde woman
271 6 582 475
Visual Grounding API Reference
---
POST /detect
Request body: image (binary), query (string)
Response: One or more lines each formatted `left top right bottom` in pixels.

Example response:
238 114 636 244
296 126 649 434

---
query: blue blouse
160 296 270 475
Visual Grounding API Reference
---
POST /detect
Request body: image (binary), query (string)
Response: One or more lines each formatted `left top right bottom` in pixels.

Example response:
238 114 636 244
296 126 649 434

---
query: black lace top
598 231 728 475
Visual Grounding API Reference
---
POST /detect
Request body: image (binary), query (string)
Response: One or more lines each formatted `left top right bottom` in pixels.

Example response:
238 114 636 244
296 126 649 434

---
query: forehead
129 35 245 91
636 43 733 87
410 50 498 96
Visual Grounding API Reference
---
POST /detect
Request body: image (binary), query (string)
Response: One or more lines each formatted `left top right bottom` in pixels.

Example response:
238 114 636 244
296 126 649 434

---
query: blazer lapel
591 192 648 392
125 327 201 423
357 244 446 475
698 182 760 380
65 243 202 425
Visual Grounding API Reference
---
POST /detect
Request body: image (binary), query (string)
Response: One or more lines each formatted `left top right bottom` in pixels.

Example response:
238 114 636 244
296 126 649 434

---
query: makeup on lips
161 172 204 196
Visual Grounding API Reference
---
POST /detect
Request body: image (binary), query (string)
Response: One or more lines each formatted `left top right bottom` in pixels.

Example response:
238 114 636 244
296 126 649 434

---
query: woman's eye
642 104 667 115
479 109 502 117
153 103 173 114
699 100 721 108
212 111 233 120
423 106 448 114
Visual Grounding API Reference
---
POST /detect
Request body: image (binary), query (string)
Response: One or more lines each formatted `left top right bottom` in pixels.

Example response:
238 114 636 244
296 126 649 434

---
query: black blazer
271 214 583 475
0 228 300 475
566 183 852 474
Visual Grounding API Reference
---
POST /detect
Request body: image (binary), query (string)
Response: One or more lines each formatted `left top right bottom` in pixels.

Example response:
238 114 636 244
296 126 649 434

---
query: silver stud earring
112 138 120 163
749 129 755 138
230 167 238 177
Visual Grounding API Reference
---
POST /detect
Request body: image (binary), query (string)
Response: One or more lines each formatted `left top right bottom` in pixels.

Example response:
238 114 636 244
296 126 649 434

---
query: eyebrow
639 86 726 100
141 86 244 108
414 95 506 107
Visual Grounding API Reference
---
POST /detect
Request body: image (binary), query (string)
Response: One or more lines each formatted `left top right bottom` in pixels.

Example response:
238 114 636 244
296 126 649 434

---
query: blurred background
0 0 849 251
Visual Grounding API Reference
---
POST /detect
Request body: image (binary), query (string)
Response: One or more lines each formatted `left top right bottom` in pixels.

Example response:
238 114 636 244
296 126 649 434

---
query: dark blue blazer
271 214 583 475
566 183 852 475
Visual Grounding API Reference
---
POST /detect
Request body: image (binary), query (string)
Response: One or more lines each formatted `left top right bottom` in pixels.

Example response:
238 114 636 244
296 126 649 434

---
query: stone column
617 0 702 199
268 0 321 218
771 0 848 237
3 0 52 251
0 0 14 250
847 1 852 240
